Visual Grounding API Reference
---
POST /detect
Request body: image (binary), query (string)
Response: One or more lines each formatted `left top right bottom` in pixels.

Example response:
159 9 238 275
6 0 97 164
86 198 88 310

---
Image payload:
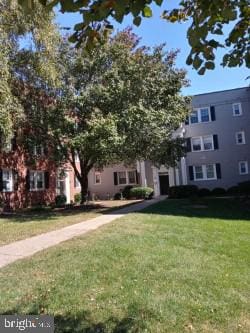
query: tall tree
28 30 189 203
0 0 60 141
19 0 250 73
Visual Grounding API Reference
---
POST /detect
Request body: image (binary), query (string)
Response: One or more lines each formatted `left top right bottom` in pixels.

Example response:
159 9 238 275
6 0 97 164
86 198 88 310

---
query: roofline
192 86 249 97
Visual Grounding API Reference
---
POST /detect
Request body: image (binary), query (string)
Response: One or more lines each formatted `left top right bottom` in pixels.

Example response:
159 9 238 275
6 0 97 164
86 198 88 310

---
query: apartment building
1 87 249 208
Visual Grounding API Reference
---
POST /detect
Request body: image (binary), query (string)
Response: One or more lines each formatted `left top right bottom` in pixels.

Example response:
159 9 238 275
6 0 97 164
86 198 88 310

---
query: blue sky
55 3 249 96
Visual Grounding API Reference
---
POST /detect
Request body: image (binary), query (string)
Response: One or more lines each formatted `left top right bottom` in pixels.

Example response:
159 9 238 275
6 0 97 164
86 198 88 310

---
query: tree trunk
80 171 89 204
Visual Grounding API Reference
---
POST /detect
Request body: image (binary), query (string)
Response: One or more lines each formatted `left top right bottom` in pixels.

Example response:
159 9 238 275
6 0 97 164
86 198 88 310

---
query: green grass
0 198 249 332
0 201 139 246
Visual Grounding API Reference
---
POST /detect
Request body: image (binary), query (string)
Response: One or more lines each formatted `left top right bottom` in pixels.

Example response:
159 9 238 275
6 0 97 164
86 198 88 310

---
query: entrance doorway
159 174 169 195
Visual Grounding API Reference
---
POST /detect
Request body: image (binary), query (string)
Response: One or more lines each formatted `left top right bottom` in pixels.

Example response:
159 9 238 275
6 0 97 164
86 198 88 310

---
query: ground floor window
193 164 217 181
2 169 13 192
116 170 137 185
94 172 101 185
30 171 45 190
239 161 248 175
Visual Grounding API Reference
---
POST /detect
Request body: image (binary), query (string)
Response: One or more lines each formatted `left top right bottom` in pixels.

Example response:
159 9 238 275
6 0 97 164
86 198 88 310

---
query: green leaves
133 16 142 27
143 6 153 18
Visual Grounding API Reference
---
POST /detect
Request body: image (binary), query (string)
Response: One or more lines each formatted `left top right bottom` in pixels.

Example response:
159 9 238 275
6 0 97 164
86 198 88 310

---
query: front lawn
0 200 140 246
0 198 249 332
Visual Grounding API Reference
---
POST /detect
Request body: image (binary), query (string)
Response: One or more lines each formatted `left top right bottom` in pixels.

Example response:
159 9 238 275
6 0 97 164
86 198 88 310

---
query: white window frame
189 107 211 124
117 170 137 185
2 169 14 192
3 138 12 153
233 103 242 116
193 164 217 181
235 131 245 145
239 161 248 175
94 172 101 185
191 135 214 152
33 144 44 156
30 171 45 191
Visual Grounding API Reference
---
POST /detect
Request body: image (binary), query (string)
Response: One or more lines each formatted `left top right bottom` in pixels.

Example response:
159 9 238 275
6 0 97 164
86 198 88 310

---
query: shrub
122 185 134 199
238 181 250 195
198 188 211 197
168 185 198 199
211 187 226 196
55 194 66 207
74 193 81 204
227 186 239 195
129 187 154 199
114 192 122 200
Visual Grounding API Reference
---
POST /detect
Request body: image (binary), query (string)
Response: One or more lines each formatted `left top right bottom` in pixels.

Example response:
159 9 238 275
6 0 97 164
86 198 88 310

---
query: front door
159 174 169 195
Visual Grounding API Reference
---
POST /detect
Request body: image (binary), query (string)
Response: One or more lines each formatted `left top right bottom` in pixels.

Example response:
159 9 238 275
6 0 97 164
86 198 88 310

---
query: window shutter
0 169 3 192
189 166 194 181
185 117 189 125
210 106 216 121
216 163 221 179
213 135 219 149
11 134 17 151
135 170 139 184
45 171 50 189
186 138 192 152
113 172 118 185
26 170 30 190
13 170 19 191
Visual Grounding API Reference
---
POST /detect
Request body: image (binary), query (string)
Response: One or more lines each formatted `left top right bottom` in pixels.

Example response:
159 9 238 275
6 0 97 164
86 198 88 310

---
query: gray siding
184 87 250 189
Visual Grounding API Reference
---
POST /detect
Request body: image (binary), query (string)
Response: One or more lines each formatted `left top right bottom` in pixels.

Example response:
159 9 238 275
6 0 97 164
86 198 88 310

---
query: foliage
168 185 198 198
55 194 67 207
113 192 122 200
198 188 211 197
122 186 134 200
40 30 188 203
129 187 154 199
19 0 250 73
0 0 60 139
74 193 81 204
211 187 226 196
238 180 250 196
227 186 239 195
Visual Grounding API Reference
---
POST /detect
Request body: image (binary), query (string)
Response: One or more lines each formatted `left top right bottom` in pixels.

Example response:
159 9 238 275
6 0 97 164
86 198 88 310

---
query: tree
18 0 250 73
0 0 60 140
26 30 189 203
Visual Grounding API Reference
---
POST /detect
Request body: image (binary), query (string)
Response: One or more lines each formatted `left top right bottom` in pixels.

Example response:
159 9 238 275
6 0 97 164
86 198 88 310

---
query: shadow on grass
2 306 150 333
137 197 250 222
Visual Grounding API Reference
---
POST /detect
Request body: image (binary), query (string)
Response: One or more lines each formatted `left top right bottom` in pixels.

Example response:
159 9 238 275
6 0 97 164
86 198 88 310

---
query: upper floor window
239 161 248 175
2 169 13 192
235 131 246 145
233 103 242 116
33 144 44 156
191 135 214 152
94 172 101 185
190 107 211 124
30 171 45 191
3 139 12 153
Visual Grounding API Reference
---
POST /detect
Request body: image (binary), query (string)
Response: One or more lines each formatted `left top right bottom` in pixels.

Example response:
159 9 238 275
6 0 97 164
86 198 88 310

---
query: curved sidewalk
0 196 166 269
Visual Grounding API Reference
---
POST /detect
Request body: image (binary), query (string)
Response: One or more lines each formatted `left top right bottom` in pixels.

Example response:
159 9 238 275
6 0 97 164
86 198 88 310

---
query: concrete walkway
0 196 166 269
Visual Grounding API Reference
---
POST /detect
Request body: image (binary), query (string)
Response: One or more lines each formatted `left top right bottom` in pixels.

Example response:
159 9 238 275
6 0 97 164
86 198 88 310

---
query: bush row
114 186 154 200
168 181 250 199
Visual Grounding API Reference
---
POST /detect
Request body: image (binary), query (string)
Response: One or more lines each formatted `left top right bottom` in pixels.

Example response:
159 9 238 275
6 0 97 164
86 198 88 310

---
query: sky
55 3 249 96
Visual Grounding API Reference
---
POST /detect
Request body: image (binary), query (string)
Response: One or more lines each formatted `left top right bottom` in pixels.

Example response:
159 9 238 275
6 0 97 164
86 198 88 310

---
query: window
236 131 245 145
239 161 248 175
191 135 214 152
94 172 101 185
128 171 136 184
233 103 242 116
200 108 210 122
3 139 12 153
33 144 44 156
193 164 217 181
190 110 199 124
117 171 127 185
2 169 13 192
116 170 137 185
189 107 211 124
30 171 45 190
